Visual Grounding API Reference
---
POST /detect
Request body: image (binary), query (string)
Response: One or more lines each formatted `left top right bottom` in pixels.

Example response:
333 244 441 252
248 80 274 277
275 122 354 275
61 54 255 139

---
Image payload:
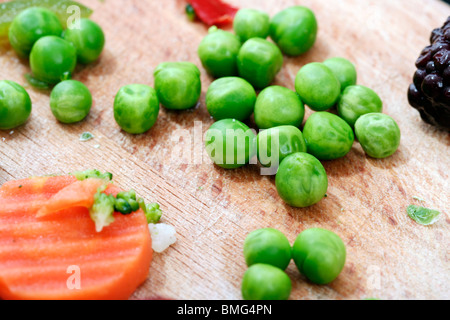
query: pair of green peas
1 7 105 127
242 227 346 300
198 6 318 89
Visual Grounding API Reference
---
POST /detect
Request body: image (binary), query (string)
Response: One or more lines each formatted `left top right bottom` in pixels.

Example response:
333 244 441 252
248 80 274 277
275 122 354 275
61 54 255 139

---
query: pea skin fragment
407 205 441 226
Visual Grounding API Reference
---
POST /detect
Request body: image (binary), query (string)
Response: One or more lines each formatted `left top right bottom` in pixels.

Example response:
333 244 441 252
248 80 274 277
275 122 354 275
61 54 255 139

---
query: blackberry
408 17 450 129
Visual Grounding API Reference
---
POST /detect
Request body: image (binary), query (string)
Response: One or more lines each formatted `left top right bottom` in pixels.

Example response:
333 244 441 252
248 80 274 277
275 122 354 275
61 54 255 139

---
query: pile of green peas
241 227 346 300
201 6 401 207
1 7 105 128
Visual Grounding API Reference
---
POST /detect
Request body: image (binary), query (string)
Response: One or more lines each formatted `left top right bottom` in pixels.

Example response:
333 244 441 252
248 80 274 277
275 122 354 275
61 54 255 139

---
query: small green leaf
407 205 441 226
79 132 94 142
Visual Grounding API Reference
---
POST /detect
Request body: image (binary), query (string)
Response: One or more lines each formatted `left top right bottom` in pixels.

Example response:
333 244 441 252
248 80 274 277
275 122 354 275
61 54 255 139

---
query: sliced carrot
0 176 152 300
36 178 106 218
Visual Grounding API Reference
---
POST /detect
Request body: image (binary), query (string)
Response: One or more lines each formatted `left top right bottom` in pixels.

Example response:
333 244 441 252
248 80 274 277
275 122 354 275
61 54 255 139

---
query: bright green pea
50 80 92 124
295 62 341 111
29 35 77 85
275 152 328 208
8 7 63 58
337 85 383 128
63 18 105 64
241 264 292 300
205 119 256 169
257 125 307 170
292 228 346 285
154 61 201 110
254 86 305 129
237 38 283 90
269 6 317 56
355 113 401 158
113 84 160 134
302 112 355 160
323 57 357 91
198 26 241 78
0 80 32 130
206 77 256 121
243 228 292 270
233 8 270 43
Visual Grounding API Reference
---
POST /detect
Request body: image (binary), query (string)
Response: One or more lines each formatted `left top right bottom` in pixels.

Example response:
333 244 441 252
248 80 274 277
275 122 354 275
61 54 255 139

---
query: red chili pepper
188 0 238 26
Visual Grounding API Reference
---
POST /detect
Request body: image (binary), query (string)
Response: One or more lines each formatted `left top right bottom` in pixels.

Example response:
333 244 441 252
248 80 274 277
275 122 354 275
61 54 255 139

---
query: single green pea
241 264 292 300
275 152 328 208
205 119 256 169
323 57 357 91
243 228 292 270
355 113 401 158
29 36 77 85
8 7 63 58
337 85 383 128
154 62 201 110
63 18 105 64
49 80 92 124
295 62 341 111
292 228 346 285
257 125 307 169
113 84 160 134
237 38 283 90
254 86 305 129
269 6 317 56
206 77 256 121
0 80 32 130
198 26 241 78
302 112 355 160
233 8 270 43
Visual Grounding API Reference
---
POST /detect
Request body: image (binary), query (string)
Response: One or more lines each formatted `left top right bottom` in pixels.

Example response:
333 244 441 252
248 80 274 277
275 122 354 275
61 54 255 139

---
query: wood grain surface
0 0 449 300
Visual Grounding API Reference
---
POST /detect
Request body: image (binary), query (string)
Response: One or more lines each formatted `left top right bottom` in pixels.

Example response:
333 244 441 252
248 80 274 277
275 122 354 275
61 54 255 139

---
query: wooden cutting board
0 0 449 300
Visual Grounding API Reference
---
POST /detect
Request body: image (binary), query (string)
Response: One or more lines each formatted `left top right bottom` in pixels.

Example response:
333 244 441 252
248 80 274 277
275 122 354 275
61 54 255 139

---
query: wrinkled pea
337 85 383 128
355 113 401 158
50 80 92 124
275 152 328 208
302 112 355 160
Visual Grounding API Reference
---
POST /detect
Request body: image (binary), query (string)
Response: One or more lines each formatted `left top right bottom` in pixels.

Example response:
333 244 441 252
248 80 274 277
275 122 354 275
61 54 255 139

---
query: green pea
243 228 292 270
292 228 346 285
63 18 105 64
275 152 328 208
49 80 92 124
237 38 283 90
198 26 241 78
269 6 317 56
113 84 160 134
337 85 383 128
302 112 355 160
0 80 32 130
205 119 256 169
29 36 77 85
254 86 305 129
323 57 357 91
241 264 291 300
8 7 63 58
233 8 270 43
295 62 341 111
206 77 256 121
257 125 307 169
154 62 201 110
354 113 401 158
